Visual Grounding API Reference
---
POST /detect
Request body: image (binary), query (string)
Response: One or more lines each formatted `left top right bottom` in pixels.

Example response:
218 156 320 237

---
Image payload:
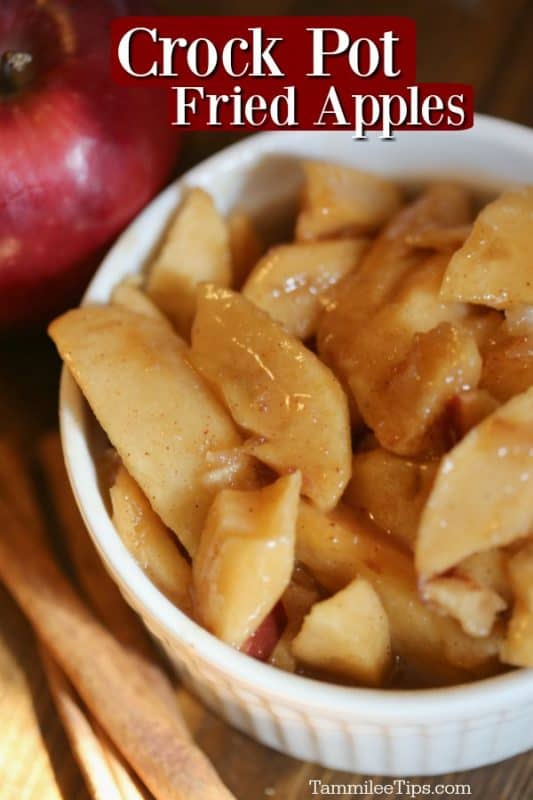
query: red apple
0 0 179 328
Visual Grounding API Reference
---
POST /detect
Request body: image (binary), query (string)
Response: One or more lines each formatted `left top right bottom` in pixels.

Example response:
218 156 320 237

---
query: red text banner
111 16 473 138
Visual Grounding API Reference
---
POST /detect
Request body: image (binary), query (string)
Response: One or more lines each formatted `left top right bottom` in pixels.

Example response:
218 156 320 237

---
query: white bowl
60 116 533 776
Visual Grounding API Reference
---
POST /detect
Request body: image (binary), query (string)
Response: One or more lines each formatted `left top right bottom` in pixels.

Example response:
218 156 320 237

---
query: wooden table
1 2 532 797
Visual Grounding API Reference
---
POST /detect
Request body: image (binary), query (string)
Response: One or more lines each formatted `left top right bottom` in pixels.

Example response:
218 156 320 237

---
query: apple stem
0 51 35 95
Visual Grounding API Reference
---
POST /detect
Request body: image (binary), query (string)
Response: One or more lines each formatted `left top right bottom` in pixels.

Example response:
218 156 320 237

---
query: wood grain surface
1 2 532 798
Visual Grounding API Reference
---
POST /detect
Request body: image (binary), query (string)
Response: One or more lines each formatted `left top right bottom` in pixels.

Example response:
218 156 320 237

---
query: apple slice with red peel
243 602 287 662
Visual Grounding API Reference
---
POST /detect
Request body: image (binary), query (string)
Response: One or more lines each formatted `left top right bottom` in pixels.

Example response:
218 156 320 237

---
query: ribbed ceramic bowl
60 117 533 776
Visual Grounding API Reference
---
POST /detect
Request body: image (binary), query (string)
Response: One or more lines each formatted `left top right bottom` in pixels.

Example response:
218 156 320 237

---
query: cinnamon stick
0 450 234 800
37 432 184 719
41 648 148 800
0 440 150 799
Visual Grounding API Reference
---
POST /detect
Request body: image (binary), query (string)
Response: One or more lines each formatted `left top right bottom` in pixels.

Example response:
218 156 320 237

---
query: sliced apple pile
50 162 533 685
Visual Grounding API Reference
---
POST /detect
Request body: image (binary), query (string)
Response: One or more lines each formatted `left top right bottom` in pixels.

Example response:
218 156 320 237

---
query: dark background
159 0 533 128
1 3 532 799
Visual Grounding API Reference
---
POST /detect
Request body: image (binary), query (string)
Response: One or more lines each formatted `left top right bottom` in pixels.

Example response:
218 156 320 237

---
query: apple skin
0 0 180 328
243 602 287 662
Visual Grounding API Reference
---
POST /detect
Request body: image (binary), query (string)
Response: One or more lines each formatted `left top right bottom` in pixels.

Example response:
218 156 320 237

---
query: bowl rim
60 114 533 723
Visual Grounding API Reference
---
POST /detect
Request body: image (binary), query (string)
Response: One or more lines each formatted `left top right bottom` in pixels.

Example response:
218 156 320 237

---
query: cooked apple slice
192 472 301 648
282 577 320 634
110 465 192 613
295 160 402 240
481 334 533 402
296 502 501 679
269 576 320 673
111 279 172 326
405 224 471 251
505 304 533 335
440 188 533 308
422 577 506 638
455 549 511 603
269 635 297 673
201 447 259 493
340 248 480 455
242 238 368 339
292 577 392 686
447 389 500 438
191 286 351 511
317 185 472 418
388 248 471 331
344 449 437 549
49 306 254 556
146 188 231 334
500 542 533 667
352 320 482 456
463 308 504 354
416 388 533 579
228 210 263 288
